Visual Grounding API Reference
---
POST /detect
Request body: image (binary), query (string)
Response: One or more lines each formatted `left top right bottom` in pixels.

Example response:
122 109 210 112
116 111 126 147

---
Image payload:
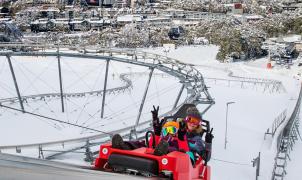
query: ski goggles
162 126 178 137
185 116 201 126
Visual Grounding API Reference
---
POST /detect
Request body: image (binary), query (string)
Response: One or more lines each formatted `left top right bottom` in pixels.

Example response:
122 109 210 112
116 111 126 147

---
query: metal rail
194 64 286 93
264 109 287 139
0 43 285 93
0 74 132 104
0 46 214 107
271 84 302 180
129 72 285 93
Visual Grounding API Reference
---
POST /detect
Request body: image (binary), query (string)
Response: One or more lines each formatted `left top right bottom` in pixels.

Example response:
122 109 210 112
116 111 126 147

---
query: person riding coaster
153 119 190 156
111 117 189 156
183 107 213 163
111 105 213 164
162 121 179 137
95 104 213 180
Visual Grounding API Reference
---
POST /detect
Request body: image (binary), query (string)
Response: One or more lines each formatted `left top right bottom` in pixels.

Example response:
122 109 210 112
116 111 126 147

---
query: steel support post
133 68 154 134
224 104 229 149
57 51 64 112
173 84 185 109
84 140 93 162
256 152 260 180
6 55 24 112
38 145 44 159
225 102 235 149
101 59 110 118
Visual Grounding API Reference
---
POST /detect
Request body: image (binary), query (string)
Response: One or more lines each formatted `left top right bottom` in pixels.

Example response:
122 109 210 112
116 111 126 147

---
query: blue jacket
186 130 212 161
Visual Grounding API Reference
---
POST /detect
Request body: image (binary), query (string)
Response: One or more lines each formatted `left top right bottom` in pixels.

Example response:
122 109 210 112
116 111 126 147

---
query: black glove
151 105 159 121
152 106 164 136
178 121 187 141
205 128 214 143
153 119 165 136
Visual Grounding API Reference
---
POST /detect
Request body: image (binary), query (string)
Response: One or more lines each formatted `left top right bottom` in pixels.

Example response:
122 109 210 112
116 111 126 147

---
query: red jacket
149 135 189 152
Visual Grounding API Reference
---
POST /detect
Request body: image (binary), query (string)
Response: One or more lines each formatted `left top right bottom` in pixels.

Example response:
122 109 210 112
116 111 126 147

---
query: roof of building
117 15 142 22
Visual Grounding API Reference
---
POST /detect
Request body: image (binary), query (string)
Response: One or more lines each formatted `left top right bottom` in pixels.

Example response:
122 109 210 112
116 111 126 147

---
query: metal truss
0 44 214 159
271 86 302 180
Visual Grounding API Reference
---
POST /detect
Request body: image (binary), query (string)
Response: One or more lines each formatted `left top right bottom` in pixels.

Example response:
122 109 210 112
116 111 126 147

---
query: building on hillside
282 5 298 11
23 0 57 4
263 36 300 66
244 15 263 22
143 17 171 26
30 18 111 32
16 7 60 19
116 14 143 26
232 3 243 14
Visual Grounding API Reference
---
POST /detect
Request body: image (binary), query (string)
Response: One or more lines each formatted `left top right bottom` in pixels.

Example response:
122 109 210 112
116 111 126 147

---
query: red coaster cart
94 104 211 180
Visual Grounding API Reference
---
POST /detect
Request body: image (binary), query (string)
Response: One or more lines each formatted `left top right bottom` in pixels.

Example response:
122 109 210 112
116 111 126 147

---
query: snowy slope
0 55 184 145
142 45 300 180
0 45 301 180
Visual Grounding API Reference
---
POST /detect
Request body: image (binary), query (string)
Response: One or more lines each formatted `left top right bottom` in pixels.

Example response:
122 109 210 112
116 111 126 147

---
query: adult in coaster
181 106 213 164
152 105 213 164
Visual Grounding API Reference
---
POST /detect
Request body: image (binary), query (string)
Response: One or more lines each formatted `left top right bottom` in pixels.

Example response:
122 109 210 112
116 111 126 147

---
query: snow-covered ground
0 56 184 144
143 45 301 180
0 45 301 180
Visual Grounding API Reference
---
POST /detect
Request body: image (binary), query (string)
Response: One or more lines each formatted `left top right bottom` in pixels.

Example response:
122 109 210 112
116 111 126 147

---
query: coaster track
0 44 214 158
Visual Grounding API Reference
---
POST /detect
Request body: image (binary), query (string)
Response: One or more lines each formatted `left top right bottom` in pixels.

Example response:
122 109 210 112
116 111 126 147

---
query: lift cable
12 56 58 94
12 56 64 126
63 60 94 90
85 81 179 128
24 102 64 131
0 57 6 75
64 96 99 123
44 100 66 129
63 61 103 90
212 157 251 166
0 83 16 98
91 104 174 129
0 58 18 97
0 104 111 134
13 56 56 94
154 72 161 107
74 62 106 125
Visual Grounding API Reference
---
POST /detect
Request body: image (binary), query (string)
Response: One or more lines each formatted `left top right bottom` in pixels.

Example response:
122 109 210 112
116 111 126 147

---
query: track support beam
101 59 110 118
173 84 185 109
6 55 24 112
57 48 64 112
132 67 154 139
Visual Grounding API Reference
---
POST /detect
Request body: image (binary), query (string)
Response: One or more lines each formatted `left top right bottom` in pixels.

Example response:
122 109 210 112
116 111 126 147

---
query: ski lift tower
267 45 272 69
262 40 273 69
